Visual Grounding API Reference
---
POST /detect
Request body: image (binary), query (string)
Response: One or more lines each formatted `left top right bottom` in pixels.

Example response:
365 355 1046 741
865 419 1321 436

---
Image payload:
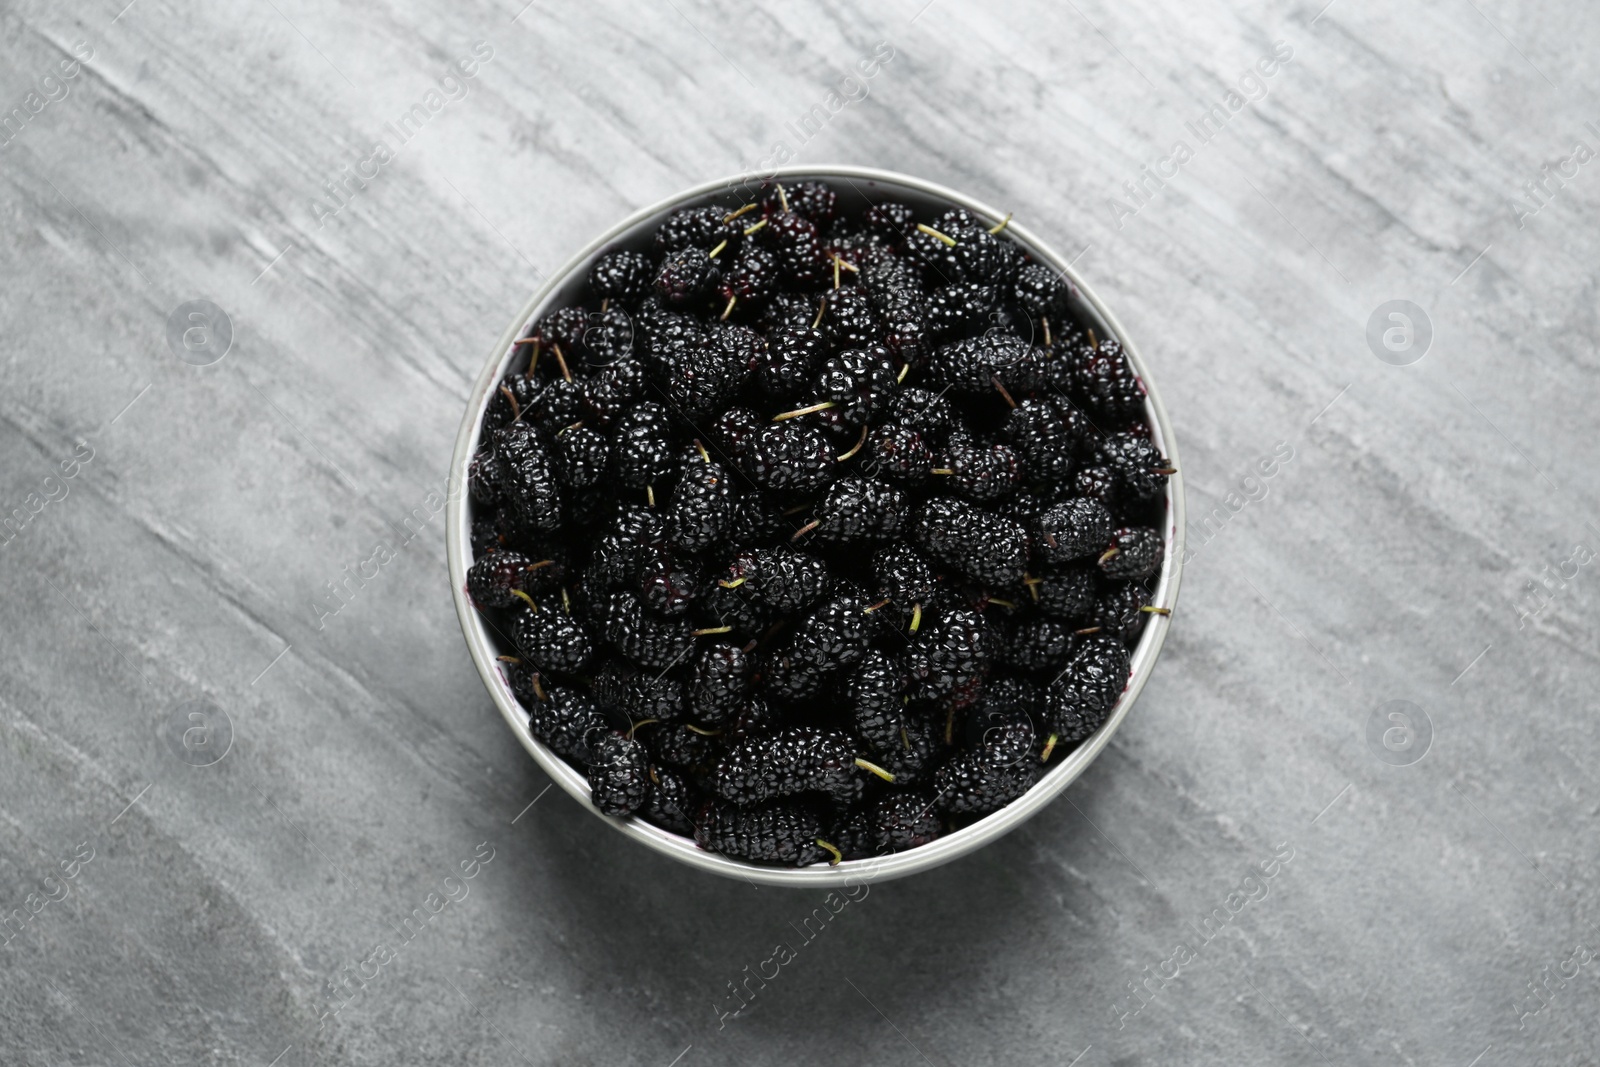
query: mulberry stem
854 757 895 782
772 400 836 421
836 425 868 462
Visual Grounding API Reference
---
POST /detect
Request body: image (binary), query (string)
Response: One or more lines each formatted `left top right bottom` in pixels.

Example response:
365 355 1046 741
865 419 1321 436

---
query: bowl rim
446 164 1185 887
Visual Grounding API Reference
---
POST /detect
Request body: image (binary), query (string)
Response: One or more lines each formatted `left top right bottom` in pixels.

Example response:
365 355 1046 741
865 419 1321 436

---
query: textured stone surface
2 0 1598 1064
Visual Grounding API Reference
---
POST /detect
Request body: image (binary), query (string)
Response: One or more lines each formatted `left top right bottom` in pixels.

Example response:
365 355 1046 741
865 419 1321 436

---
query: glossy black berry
589 250 656 305
593 657 685 724
1002 617 1076 675
1076 338 1146 419
745 421 835 495
754 326 829 400
823 287 882 349
1032 565 1098 621
872 543 938 610
812 476 908 545
665 458 737 553
688 643 754 728
552 426 609 489
713 726 864 808
811 346 899 432
862 201 916 238
872 793 943 853
763 212 827 287
913 497 1028 587
740 546 829 614
638 545 703 617
484 373 542 431
943 442 1022 502
655 206 739 252
934 750 1040 815
842 650 908 755
495 421 563 531
1072 465 1120 512
763 180 837 226
864 424 931 486
1093 583 1151 638
656 248 720 307
1036 498 1116 563
1099 527 1163 580
1095 432 1171 503
924 283 998 338
528 686 607 763
469 447 503 505
610 402 677 490
588 733 651 816
1045 634 1129 745
581 357 647 426
695 800 826 866
601 591 695 671
467 550 534 609
1013 261 1069 318
514 606 594 675
891 387 957 445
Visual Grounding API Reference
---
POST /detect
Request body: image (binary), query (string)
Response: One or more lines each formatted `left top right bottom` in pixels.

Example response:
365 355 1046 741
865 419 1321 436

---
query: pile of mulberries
466 181 1172 866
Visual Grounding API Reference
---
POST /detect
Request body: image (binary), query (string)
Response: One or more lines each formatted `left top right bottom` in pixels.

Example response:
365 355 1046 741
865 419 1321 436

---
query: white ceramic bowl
446 165 1185 887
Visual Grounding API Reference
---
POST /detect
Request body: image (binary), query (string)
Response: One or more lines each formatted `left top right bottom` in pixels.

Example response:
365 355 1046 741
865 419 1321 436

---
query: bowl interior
447 166 1184 888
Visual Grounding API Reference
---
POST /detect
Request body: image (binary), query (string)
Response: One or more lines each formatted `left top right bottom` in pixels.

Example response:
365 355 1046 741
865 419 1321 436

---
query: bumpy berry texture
587 733 651 816
514 606 594 675
713 727 864 809
1046 635 1130 747
469 183 1172 865
467 550 534 609
527 686 607 764
695 801 826 866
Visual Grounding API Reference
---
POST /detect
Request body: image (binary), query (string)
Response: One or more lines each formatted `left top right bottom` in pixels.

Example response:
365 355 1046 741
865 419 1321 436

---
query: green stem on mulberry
916 223 957 247
987 212 1013 235
815 838 842 865
772 400 836 421
854 757 895 782
836 425 868 462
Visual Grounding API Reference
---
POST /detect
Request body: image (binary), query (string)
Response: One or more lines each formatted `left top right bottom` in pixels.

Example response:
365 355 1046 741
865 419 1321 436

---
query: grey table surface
3 0 1599 1064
